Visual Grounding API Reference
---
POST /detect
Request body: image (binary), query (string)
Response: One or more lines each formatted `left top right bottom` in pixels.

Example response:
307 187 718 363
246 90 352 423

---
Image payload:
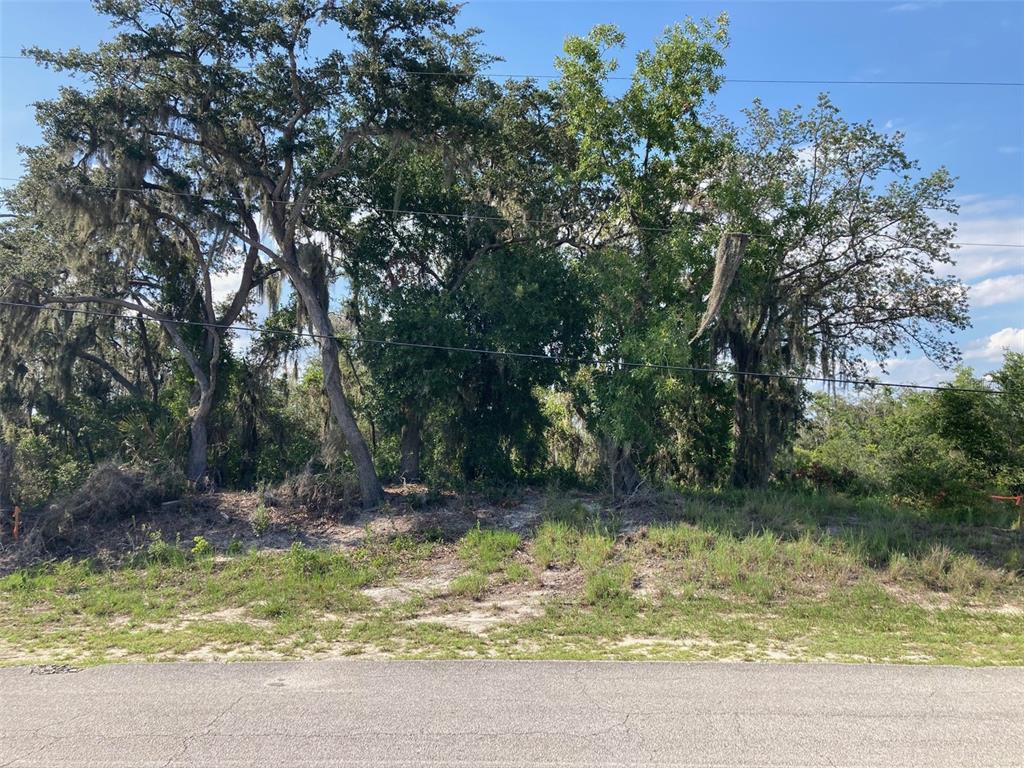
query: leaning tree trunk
291 275 385 509
398 404 423 482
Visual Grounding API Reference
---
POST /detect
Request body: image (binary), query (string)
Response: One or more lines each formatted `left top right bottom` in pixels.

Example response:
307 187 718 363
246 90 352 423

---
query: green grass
583 565 634 607
533 499 617 571
1 489 1021 668
457 525 521 574
450 572 489 600
448 525 525 600
503 561 532 584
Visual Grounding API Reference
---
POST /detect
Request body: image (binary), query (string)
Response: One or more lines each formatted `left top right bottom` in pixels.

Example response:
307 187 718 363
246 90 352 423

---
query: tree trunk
186 385 214 488
137 318 161 405
291 275 384 508
601 437 642 498
399 405 423 482
730 373 773 488
0 438 14 514
728 334 799 489
0 437 13 543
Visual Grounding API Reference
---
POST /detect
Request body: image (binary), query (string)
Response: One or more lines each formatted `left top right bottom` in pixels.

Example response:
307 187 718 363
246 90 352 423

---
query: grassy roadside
2 491 1022 667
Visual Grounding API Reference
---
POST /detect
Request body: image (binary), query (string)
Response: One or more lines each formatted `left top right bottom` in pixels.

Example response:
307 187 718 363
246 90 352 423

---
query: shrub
275 468 360 519
190 535 213 559
8 430 87 508
250 502 271 537
146 531 185 566
21 463 173 556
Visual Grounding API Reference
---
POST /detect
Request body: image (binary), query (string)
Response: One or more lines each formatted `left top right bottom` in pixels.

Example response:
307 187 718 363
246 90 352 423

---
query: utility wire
1 177 1021 248
0 299 1005 395
1 54 1021 87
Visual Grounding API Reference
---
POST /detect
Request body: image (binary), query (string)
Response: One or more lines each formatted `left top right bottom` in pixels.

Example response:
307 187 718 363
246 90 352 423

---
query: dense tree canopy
1 0 1007 518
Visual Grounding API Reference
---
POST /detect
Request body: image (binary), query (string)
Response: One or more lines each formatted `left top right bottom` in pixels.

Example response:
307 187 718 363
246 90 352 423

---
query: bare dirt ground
0 484 555 573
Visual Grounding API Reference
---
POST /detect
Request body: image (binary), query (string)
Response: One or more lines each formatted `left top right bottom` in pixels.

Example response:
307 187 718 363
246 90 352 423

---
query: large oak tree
30 0 490 506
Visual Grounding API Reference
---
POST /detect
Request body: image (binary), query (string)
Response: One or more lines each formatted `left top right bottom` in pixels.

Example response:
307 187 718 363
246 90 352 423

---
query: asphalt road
1 660 1022 767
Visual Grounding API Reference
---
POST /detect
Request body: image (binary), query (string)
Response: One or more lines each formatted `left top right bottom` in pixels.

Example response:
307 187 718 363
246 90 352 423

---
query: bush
190 535 213 559
789 360 1024 518
9 429 88 508
250 502 271 537
146 531 185 566
275 468 360 519
21 463 173 556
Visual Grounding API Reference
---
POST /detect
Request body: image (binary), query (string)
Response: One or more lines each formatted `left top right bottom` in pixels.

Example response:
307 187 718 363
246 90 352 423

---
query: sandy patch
407 594 547 635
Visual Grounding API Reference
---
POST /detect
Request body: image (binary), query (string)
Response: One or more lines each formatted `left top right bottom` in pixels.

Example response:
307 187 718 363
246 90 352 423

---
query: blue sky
1 0 1021 384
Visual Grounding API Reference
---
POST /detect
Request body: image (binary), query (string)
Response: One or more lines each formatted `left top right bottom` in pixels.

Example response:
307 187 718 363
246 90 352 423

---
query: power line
1 177 1021 248
0 298 1006 395
1 54 1021 87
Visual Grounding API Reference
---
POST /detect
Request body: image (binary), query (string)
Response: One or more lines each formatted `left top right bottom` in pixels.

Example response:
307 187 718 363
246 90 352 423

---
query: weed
457 525 521 574
250 502 271 537
887 552 912 581
576 533 614 571
533 519 615 572
917 544 955 589
583 565 634 606
450 572 489 600
543 496 619 537
503 562 532 584
190 535 213 559
145 531 184 566
910 544 1013 597
1006 548 1022 573
533 520 576 569
2 488 1022 668
252 597 293 620
645 523 714 556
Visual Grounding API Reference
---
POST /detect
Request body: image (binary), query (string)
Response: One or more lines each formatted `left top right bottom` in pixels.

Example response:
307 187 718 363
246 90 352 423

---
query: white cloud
935 195 1024 280
887 2 927 12
956 195 1022 217
862 356 949 387
969 273 1024 308
950 252 1019 281
210 267 245 303
997 146 1022 155
964 328 1024 362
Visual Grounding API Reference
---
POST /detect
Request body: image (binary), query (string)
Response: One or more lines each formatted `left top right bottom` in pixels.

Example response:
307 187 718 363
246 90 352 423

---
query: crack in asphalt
0 736 61 768
570 666 645 737
159 692 246 768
